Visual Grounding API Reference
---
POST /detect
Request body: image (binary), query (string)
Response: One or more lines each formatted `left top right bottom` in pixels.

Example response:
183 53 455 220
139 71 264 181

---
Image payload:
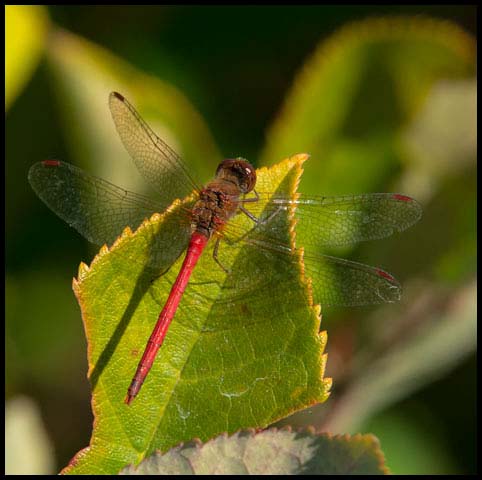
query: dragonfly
28 92 422 404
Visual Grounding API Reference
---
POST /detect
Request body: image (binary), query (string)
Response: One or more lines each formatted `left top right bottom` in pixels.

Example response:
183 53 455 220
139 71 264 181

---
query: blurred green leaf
361 411 457 474
120 428 388 475
6 271 85 391
319 280 476 433
398 78 476 202
423 168 476 284
5 396 55 475
45 28 222 197
261 16 475 197
5 5 49 111
62 157 330 474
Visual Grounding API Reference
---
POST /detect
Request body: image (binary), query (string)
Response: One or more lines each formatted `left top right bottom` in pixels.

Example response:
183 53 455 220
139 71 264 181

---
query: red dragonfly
28 92 422 404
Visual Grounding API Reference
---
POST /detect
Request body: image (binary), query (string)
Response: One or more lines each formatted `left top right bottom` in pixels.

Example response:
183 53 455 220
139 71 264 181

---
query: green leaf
398 77 476 202
45 28 221 195
260 17 476 197
5 5 50 111
6 271 85 390
362 412 458 475
61 155 330 474
120 428 388 475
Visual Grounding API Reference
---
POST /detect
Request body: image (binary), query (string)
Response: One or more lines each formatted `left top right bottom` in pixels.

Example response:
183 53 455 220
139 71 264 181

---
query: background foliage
6 5 476 475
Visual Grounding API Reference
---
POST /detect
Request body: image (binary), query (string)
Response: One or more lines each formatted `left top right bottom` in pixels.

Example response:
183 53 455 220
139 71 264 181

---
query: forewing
245 192 422 248
109 92 199 209
28 161 168 246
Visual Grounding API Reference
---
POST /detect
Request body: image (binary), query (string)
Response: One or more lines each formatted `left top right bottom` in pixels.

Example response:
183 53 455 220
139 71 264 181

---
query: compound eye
238 162 256 193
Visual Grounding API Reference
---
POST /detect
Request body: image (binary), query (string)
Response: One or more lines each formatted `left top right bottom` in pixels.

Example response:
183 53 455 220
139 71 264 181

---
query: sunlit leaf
5 5 49 110
120 428 388 475
61 156 330 474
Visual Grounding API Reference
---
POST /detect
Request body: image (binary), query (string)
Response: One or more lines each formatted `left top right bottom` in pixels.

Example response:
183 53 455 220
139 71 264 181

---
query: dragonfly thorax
191 188 237 238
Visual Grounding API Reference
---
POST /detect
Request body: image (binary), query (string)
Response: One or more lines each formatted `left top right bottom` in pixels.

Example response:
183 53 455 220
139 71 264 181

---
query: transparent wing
28 160 173 246
211 192 420 307
214 238 400 308
243 192 423 248
109 92 200 209
303 250 401 306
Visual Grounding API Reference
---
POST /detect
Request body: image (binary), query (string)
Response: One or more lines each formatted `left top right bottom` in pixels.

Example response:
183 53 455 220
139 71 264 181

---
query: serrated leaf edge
257 154 330 402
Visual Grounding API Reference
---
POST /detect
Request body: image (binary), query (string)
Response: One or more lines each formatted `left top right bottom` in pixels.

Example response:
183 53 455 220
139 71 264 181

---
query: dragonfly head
215 158 256 194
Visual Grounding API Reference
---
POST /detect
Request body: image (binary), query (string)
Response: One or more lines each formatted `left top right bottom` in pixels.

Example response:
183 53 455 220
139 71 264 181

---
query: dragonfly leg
225 192 286 248
239 189 285 226
239 203 284 227
240 189 260 203
260 205 284 225
239 205 259 223
213 237 231 274
232 198 285 246
237 189 260 223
